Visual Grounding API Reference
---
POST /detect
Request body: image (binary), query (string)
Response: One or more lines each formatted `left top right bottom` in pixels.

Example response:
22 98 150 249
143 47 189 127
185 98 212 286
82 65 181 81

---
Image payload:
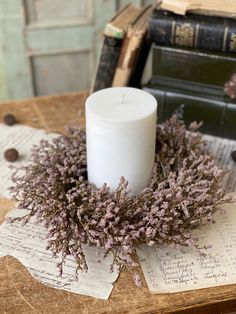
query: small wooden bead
4 148 19 162
3 113 17 126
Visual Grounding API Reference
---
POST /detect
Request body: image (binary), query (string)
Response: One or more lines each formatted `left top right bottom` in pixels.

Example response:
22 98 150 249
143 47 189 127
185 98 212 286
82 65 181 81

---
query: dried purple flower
10 116 227 284
133 273 142 287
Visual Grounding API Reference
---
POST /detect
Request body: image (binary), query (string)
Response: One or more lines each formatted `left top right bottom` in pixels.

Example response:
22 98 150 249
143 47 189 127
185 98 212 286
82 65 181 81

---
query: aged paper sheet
159 0 236 17
0 209 119 300
1 125 236 197
204 134 236 192
137 134 236 293
0 124 57 199
0 124 119 299
137 200 236 293
1 123 236 295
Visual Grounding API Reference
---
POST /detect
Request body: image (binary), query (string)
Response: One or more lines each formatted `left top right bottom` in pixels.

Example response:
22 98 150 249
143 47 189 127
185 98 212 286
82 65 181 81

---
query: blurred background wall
0 0 154 101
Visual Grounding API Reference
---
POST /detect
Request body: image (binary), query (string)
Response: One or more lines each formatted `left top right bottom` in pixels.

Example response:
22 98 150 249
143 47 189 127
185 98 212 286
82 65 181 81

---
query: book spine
112 33 142 87
143 83 236 140
152 46 236 86
149 10 236 53
129 36 152 88
92 36 122 92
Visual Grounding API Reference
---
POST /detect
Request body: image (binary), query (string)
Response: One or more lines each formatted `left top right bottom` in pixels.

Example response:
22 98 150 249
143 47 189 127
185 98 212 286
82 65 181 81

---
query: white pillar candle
85 87 157 195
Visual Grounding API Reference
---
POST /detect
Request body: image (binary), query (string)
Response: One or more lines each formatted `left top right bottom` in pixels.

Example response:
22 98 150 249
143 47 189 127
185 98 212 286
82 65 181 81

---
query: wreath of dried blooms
10 115 229 285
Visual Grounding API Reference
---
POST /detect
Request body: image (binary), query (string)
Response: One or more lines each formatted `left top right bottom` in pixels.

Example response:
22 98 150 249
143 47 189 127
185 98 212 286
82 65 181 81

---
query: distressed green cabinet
0 0 154 101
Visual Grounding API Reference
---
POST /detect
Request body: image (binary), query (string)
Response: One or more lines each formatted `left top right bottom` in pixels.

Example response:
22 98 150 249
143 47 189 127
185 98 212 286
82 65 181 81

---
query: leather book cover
149 9 236 54
143 78 236 140
112 5 153 87
152 46 236 87
91 4 142 92
92 36 122 92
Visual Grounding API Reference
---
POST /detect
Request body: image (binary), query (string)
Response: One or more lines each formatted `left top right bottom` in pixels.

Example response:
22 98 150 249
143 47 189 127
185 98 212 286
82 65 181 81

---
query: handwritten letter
137 199 236 293
0 209 119 299
0 124 57 198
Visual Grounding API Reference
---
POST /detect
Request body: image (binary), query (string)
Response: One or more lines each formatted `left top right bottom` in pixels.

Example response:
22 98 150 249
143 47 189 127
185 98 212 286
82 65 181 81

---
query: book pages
1 124 235 197
0 124 119 299
137 134 236 293
160 0 236 18
1 123 236 295
137 199 236 293
204 134 236 192
0 124 57 199
0 209 119 300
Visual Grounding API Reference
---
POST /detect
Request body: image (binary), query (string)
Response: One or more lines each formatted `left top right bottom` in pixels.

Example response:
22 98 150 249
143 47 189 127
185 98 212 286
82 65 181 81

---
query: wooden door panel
31 51 92 95
0 0 151 101
143 0 155 5
25 0 116 97
119 0 142 8
0 0 32 100
118 0 155 10
24 0 91 24
26 27 94 52
0 16 8 100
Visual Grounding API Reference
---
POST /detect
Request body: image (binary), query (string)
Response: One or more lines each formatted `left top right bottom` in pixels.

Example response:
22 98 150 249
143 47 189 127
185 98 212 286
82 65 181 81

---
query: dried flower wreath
10 115 228 284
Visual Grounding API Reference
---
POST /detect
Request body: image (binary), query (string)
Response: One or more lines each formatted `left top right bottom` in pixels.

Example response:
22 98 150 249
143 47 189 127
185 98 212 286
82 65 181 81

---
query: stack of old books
144 0 236 139
91 4 154 92
92 1 236 139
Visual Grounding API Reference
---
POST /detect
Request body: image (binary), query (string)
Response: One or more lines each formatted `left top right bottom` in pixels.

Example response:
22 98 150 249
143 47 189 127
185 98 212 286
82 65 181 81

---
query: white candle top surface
86 87 157 123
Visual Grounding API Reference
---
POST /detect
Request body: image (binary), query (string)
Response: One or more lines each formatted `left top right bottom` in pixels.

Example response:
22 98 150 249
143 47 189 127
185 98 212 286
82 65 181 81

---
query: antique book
91 4 142 92
112 5 153 87
143 77 236 140
129 35 152 88
159 0 236 18
152 46 236 87
149 9 236 54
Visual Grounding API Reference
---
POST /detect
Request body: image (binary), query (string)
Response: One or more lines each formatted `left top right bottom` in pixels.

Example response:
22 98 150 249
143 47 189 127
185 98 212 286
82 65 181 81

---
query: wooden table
0 92 236 314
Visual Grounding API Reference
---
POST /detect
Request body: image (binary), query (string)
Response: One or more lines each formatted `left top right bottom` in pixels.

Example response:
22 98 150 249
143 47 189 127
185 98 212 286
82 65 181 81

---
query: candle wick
120 94 125 105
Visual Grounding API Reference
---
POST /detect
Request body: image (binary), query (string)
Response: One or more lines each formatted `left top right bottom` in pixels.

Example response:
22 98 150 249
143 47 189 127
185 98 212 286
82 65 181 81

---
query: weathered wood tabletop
0 92 236 314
